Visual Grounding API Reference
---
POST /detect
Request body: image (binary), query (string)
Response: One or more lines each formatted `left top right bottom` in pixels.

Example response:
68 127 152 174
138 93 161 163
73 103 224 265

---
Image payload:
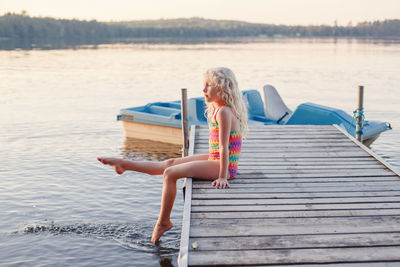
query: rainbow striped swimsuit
208 109 243 179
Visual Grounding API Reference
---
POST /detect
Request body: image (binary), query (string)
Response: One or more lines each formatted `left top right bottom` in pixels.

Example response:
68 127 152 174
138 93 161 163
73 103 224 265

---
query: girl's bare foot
97 157 126 175
151 221 173 243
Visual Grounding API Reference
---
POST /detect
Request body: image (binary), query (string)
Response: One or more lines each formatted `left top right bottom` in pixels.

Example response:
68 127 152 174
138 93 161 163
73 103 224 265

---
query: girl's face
203 79 221 104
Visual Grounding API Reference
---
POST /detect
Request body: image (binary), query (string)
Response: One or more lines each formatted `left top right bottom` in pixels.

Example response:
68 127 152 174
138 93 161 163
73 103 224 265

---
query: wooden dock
178 124 400 266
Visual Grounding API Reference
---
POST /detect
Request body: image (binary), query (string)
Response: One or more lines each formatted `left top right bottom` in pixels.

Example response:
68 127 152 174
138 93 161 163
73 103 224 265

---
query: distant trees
0 13 399 49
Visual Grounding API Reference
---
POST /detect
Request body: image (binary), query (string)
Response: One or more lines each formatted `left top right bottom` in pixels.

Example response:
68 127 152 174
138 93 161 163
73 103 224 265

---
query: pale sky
2 0 399 25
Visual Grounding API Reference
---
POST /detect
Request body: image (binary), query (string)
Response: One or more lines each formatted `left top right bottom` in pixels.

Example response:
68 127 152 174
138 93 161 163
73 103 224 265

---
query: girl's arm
212 107 232 189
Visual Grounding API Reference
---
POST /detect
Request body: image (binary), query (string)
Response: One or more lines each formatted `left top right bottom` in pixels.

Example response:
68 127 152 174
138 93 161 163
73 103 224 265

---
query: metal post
356 85 364 142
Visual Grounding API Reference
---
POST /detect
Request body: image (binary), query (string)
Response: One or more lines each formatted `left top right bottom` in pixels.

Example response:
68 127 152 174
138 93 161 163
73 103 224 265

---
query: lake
0 38 399 266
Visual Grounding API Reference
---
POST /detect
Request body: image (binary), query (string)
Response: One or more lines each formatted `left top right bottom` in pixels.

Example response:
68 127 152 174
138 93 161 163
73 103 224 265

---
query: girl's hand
212 178 230 189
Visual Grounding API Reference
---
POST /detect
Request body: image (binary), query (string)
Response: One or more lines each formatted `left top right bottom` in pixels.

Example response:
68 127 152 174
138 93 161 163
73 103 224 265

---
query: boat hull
121 120 183 145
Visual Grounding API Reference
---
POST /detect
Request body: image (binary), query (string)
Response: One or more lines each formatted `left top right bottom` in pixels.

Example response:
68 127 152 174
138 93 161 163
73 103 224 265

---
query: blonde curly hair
204 67 248 136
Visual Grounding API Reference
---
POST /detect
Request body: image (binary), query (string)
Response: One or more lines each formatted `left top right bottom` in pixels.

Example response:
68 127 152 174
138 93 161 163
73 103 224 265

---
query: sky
1 0 399 25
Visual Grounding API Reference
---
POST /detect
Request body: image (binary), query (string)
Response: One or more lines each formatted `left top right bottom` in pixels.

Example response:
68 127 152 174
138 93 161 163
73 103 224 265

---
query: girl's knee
163 167 175 181
163 158 175 169
163 166 184 183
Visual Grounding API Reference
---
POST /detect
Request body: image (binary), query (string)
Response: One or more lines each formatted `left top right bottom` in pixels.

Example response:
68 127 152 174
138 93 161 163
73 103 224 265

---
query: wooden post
181 88 189 156
181 88 189 198
356 85 364 142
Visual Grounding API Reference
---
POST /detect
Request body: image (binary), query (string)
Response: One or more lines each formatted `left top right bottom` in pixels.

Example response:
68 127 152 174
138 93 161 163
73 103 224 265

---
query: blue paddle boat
117 85 391 146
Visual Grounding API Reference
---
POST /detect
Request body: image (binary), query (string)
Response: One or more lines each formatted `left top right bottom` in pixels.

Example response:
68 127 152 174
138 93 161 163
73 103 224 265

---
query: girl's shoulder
215 105 234 121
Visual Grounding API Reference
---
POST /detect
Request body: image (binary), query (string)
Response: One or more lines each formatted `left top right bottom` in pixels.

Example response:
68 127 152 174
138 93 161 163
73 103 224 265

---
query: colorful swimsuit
208 107 243 179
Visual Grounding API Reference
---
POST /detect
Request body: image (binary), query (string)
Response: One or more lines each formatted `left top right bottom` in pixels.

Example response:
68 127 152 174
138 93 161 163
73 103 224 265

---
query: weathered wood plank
192 180 399 189
216 147 367 153
196 138 351 146
192 189 400 199
197 144 365 151
188 247 400 266
192 196 400 206
239 159 386 168
233 172 395 179
193 186 400 194
195 176 397 184
196 135 350 140
198 125 335 134
237 157 376 162
189 232 400 251
191 209 400 219
189 216 400 236
225 176 397 183
191 202 400 212
233 170 393 178
197 145 361 152
236 165 386 171
195 150 371 157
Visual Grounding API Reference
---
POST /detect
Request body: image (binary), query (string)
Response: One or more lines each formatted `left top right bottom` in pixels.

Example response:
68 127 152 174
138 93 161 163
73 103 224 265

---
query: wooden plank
191 202 400 212
195 177 397 184
196 135 349 140
196 143 357 148
178 125 196 267
189 232 400 250
236 164 386 170
195 177 399 184
189 216 400 236
231 172 394 178
197 132 347 137
193 186 400 194
192 189 400 199
232 169 393 174
197 127 339 132
191 209 400 219
195 178 399 185
197 125 336 130
197 125 336 131
195 150 371 157
235 161 380 166
237 157 377 163
191 196 400 206
188 247 400 266
196 139 356 144
192 180 399 189
233 147 367 153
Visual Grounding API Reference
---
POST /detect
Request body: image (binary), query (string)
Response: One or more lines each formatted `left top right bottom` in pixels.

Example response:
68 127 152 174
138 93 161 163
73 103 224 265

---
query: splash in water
23 221 180 255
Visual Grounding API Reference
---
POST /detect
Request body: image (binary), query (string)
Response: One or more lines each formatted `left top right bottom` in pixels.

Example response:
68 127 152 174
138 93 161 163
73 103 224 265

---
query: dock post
181 88 189 198
181 88 189 157
356 85 364 142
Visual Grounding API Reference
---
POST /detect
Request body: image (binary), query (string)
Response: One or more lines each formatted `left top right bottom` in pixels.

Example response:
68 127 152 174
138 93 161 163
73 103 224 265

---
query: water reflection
2 37 400 51
121 137 182 161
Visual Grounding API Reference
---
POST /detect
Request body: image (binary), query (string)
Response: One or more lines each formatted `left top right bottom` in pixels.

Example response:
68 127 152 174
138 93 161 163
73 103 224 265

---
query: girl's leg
151 160 220 243
97 154 209 175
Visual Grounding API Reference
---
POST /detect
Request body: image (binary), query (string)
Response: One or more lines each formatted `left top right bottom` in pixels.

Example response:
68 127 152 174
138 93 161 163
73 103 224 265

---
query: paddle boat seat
263 84 293 124
242 90 276 124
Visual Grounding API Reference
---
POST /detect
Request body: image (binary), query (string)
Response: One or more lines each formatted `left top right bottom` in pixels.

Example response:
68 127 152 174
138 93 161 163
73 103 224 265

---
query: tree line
0 13 399 49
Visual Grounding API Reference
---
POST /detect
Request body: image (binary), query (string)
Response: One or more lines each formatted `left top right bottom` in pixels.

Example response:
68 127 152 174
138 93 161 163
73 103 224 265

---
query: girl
98 67 248 243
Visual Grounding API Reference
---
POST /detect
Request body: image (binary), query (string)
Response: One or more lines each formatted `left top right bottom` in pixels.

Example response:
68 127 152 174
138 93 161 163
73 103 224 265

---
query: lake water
1 39 399 266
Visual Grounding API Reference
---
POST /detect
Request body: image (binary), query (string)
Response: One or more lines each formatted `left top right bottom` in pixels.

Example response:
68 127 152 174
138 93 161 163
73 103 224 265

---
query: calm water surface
1 39 399 266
